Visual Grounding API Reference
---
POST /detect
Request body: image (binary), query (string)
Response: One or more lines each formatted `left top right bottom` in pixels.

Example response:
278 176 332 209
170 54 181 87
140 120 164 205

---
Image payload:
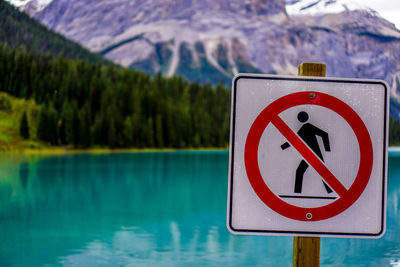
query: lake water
0 150 399 266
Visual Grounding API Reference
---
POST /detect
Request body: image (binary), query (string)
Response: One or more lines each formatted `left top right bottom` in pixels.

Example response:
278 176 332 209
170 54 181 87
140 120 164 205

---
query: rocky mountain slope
7 0 400 117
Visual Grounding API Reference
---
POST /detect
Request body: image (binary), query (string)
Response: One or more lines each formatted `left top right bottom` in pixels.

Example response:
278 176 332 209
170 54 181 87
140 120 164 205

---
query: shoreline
1 146 399 155
2 146 229 155
388 146 400 153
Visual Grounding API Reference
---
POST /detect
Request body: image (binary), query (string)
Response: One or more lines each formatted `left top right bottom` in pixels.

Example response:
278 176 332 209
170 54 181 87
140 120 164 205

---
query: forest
1 42 400 149
0 44 231 148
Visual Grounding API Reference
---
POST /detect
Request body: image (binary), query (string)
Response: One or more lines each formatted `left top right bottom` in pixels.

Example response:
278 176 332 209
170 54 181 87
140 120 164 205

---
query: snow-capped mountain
6 0 400 115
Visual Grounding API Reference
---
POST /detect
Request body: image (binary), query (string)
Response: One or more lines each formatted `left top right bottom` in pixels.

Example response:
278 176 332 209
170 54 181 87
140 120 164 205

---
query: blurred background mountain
7 0 400 93
2 0 400 148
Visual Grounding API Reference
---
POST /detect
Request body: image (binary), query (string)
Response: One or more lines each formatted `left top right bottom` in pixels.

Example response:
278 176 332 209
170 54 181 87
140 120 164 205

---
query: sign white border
227 74 389 238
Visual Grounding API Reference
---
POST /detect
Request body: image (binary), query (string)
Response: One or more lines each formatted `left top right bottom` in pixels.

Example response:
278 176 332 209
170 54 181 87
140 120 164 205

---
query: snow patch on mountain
286 0 373 16
6 0 52 12
6 0 30 7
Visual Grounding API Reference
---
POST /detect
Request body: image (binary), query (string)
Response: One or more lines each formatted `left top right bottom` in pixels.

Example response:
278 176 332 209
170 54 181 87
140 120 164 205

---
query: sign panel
227 74 388 238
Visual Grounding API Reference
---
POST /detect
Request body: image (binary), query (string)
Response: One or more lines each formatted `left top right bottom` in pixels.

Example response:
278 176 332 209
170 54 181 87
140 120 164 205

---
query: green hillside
0 0 108 64
0 91 41 151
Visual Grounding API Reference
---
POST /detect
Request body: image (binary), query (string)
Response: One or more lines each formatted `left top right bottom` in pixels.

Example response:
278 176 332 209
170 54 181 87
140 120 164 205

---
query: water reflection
0 151 399 266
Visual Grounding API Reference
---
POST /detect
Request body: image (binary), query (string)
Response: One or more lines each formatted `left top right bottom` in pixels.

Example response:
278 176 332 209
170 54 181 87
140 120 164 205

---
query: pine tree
155 114 164 147
36 104 59 145
72 106 80 147
108 118 116 148
47 105 59 145
147 117 155 147
36 105 48 142
78 104 91 147
19 111 30 139
92 114 103 145
123 116 133 147
390 116 400 145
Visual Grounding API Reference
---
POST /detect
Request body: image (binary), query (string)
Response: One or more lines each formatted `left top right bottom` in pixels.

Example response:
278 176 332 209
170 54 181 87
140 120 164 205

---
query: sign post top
298 63 326 77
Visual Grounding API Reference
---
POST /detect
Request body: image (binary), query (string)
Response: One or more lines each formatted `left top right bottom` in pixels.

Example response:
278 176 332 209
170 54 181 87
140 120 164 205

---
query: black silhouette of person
281 111 333 194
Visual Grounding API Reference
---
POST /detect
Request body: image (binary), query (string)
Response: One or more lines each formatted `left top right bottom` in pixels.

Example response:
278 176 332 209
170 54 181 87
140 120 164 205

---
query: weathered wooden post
293 235 320 267
293 62 325 267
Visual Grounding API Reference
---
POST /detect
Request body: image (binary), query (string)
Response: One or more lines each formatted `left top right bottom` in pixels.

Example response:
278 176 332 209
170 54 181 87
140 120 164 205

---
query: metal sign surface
227 74 388 238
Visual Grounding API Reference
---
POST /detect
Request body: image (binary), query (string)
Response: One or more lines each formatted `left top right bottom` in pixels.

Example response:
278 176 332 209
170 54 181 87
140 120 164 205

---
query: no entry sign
227 74 388 238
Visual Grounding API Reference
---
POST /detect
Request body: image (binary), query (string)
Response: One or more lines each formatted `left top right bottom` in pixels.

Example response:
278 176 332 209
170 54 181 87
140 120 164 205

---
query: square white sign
227 74 388 238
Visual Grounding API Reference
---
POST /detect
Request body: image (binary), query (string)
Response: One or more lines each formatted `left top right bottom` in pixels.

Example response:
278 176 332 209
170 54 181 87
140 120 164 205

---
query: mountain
21 0 288 85
0 0 108 63
7 0 400 116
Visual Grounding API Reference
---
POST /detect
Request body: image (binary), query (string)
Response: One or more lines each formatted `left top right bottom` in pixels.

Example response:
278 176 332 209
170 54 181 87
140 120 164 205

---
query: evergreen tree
147 117 155 147
71 105 80 147
36 105 48 142
47 105 59 145
131 112 141 147
155 114 164 147
19 111 30 139
78 103 91 147
37 104 58 145
92 114 103 145
61 102 74 145
108 118 116 148
390 116 400 145
123 116 133 147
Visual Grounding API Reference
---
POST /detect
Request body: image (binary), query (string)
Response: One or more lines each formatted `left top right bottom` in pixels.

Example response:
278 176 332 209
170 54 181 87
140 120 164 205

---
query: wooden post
293 236 320 267
293 62 325 267
298 62 326 77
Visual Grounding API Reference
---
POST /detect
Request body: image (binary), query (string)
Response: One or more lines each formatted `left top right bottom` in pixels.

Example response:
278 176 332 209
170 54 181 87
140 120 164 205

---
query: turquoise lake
0 150 399 266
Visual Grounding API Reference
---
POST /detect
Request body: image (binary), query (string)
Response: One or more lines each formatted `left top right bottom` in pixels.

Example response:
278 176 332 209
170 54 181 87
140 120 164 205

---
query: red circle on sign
244 91 373 221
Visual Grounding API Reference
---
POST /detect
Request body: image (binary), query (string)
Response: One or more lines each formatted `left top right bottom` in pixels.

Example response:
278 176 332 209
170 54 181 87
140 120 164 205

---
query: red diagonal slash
271 115 348 197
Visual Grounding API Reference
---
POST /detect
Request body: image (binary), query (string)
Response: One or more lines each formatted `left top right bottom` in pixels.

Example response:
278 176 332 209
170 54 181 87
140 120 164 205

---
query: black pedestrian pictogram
281 111 333 194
